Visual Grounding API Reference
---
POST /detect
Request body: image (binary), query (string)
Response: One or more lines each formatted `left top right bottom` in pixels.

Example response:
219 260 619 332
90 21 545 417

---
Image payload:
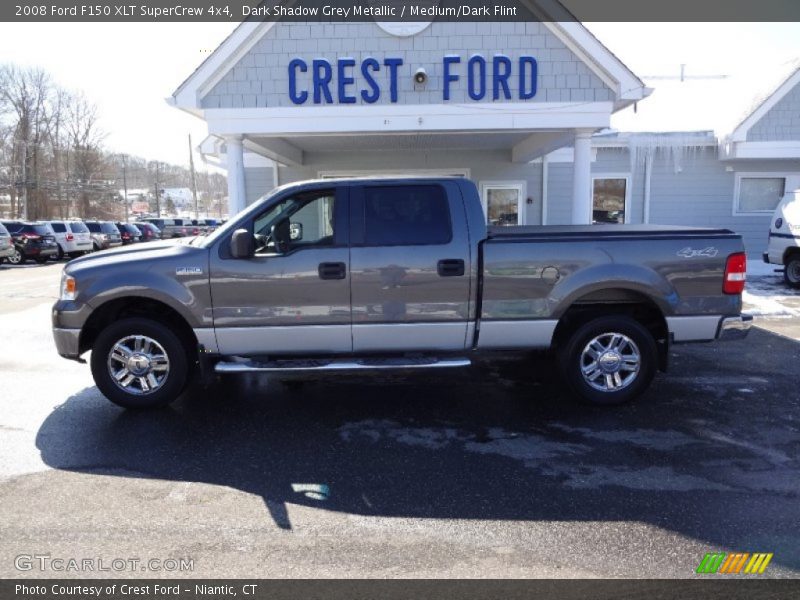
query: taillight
723 252 746 295
22 234 41 241
192 228 200 235
66 234 74 241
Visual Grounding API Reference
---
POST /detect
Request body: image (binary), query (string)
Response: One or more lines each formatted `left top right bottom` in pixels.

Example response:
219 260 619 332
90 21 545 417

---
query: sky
0 21 797 168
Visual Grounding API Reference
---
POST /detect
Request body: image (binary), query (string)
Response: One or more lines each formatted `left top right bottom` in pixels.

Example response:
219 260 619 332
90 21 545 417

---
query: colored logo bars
696 552 774 574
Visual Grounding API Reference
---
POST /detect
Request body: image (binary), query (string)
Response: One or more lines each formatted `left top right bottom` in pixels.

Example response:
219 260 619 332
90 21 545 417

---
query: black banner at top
5 0 800 22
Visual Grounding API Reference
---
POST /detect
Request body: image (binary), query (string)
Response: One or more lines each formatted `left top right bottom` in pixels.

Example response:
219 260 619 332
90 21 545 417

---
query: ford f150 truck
52 177 751 409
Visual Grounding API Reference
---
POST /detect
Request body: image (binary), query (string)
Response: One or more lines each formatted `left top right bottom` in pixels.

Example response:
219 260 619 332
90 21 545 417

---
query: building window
480 182 525 226
735 176 786 214
592 176 629 224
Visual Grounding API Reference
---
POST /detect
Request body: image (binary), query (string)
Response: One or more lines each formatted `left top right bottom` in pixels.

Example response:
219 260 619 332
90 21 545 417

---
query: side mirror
289 222 303 241
230 228 254 259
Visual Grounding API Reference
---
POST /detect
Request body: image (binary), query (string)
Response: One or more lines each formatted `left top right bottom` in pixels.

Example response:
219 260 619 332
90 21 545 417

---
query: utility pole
154 161 161 217
122 154 129 222
188 134 199 220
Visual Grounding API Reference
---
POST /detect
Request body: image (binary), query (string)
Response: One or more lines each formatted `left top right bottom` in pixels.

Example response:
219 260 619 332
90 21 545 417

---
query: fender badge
176 267 203 275
677 247 718 258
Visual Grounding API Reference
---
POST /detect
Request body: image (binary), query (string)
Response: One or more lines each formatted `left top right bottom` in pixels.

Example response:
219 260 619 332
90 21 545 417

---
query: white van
764 189 800 288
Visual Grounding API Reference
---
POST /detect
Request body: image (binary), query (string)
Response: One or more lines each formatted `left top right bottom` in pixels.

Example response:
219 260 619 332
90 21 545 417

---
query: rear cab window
69 222 90 233
361 185 452 246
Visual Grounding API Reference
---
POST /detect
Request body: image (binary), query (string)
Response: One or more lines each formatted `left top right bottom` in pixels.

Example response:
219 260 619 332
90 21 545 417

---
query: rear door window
51 222 67 233
362 185 452 246
86 223 101 232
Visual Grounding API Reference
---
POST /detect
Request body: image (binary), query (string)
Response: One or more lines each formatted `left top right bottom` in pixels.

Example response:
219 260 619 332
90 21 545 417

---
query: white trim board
204 102 614 136
318 168 471 179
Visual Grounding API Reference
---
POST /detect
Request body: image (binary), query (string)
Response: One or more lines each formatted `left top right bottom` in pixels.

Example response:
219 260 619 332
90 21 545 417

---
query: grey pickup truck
52 177 751 409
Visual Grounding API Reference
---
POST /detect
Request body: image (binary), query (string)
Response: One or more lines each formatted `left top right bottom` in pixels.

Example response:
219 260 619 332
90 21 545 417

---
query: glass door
480 182 525 226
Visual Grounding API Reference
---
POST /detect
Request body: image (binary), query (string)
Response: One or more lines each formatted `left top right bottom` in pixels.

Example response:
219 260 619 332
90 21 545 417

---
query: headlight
60 272 76 301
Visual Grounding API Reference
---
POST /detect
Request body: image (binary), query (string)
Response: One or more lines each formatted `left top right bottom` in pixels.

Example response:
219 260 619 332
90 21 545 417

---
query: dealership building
171 12 800 257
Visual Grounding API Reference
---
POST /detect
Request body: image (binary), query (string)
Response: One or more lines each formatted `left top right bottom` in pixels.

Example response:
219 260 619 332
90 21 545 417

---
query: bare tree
0 64 54 219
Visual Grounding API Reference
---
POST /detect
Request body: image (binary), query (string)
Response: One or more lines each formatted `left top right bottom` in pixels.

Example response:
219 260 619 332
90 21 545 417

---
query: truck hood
65 240 207 275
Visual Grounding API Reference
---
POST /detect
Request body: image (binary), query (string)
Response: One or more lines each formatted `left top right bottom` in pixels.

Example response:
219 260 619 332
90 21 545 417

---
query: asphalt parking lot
0 260 798 578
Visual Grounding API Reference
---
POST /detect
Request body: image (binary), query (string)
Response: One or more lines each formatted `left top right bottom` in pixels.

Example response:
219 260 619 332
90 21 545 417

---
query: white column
572 130 593 225
225 135 246 217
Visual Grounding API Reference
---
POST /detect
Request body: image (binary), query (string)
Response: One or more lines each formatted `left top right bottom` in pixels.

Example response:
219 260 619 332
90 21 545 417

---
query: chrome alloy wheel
580 332 641 392
107 335 170 395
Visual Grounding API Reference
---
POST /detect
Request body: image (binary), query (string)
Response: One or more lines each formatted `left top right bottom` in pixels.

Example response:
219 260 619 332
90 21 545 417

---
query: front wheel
90 318 190 409
784 255 800 289
558 315 657 406
7 249 23 265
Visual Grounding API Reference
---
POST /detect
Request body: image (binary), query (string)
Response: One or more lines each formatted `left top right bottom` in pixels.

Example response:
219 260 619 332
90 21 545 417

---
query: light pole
122 154 129 222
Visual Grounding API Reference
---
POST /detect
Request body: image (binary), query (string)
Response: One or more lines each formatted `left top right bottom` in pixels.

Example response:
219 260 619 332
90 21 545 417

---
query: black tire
784 255 800 289
558 315 657 406
90 317 191 409
7 249 24 265
56 245 64 260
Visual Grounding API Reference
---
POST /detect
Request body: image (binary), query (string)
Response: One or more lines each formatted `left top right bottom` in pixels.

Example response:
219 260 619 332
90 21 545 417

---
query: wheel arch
79 296 198 357
551 287 669 372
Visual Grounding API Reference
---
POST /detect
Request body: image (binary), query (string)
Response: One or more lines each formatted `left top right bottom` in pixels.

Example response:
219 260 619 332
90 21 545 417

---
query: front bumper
52 327 82 359
717 314 753 341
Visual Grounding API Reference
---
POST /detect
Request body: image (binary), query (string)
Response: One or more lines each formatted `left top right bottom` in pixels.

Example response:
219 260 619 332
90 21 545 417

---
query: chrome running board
214 356 471 373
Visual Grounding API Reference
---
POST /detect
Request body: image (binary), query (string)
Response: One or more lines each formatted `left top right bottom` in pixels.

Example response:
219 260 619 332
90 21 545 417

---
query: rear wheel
56 245 64 260
558 315 657 406
784 255 800 289
90 318 190 409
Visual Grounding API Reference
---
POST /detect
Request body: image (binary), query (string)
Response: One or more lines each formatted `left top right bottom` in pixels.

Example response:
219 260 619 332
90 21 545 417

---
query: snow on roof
610 57 800 139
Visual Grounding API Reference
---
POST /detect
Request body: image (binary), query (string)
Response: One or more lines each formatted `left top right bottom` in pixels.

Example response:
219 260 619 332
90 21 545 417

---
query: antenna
641 64 728 82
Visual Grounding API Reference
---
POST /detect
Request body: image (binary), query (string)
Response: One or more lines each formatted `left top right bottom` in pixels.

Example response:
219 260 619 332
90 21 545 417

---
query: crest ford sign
288 55 538 104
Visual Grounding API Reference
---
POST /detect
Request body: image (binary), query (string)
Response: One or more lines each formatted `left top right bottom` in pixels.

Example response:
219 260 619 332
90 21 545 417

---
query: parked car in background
0 220 59 264
47 220 93 259
143 218 186 238
84 221 123 251
764 189 800 288
0 222 14 264
115 223 142 245
174 218 200 237
132 222 161 242
192 218 219 234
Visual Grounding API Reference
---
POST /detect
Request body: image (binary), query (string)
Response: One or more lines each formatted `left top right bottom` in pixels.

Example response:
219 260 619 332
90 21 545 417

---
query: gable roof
170 2 649 115
729 60 800 142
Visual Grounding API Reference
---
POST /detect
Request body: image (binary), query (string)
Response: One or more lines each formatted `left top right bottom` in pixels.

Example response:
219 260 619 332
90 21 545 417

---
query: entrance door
209 186 352 355
349 181 472 352
480 182 525 226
